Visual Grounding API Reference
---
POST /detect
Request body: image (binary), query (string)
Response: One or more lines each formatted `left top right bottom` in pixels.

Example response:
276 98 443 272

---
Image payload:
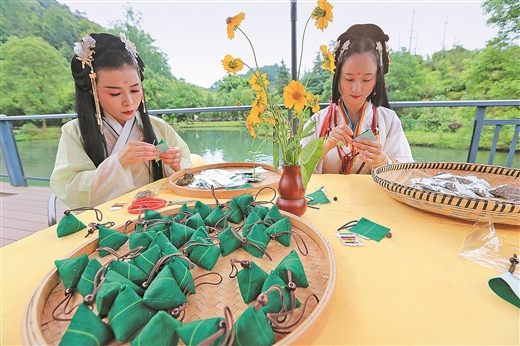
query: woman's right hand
118 141 159 167
323 124 354 154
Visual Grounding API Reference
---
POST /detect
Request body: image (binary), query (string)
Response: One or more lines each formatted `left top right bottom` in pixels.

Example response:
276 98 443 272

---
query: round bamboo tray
169 162 282 199
22 206 336 345
372 162 520 225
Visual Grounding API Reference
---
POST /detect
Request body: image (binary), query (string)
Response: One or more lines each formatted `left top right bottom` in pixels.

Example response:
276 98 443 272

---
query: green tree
429 46 475 100
386 49 438 102
482 0 520 43
274 59 291 96
110 7 173 78
0 36 73 117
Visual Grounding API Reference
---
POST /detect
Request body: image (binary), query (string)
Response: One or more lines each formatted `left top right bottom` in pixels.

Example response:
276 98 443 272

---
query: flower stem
238 27 260 71
297 15 312 80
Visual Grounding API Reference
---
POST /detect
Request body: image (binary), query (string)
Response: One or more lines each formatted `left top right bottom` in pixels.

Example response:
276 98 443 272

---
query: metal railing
1 100 519 186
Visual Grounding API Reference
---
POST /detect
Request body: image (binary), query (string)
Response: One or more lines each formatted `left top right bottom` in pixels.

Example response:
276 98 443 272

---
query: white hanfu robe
51 113 192 209
301 101 414 174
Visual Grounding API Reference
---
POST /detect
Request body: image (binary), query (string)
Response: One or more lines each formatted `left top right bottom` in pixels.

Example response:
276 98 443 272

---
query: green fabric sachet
54 254 89 290
234 305 275 346
488 272 520 308
264 205 283 225
243 224 271 258
305 189 331 205
232 194 254 215
129 231 154 252
227 199 245 224
173 203 194 223
350 217 391 242
236 260 268 303
130 310 183 346
143 266 188 310
260 271 300 313
176 317 227 346
130 244 162 275
168 256 195 294
97 226 129 257
249 204 269 220
56 212 87 238
170 222 196 248
76 258 103 297
95 270 145 318
107 285 157 343
149 231 173 254
59 303 114 346
108 259 148 285
155 139 169 162
186 236 221 270
193 200 213 220
242 211 266 238
184 212 205 230
264 217 292 247
135 209 164 231
204 205 228 229
218 226 243 256
275 249 309 288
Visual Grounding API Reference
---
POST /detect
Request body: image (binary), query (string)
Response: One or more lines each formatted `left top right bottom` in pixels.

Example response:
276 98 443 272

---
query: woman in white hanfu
51 33 191 209
301 24 413 174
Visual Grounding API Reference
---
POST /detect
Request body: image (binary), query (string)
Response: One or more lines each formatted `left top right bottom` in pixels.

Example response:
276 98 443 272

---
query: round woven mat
24 207 335 345
372 162 520 225
169 162 282 199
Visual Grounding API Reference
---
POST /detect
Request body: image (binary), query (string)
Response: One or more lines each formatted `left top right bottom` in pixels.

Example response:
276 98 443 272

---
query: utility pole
442 16 449 50
408 8 415 52
289 0 297 133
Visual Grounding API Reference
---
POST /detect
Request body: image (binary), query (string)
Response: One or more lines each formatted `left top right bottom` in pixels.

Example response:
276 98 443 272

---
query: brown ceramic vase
276 164 307 217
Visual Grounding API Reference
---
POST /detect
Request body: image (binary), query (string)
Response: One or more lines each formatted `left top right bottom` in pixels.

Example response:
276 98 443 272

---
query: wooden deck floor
0 182 67 247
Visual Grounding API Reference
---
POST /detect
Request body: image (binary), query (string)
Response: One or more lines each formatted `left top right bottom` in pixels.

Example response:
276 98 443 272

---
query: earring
373 91 377 96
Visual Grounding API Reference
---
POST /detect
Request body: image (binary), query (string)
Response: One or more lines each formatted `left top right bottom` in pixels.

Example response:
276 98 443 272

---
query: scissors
127 198 197 214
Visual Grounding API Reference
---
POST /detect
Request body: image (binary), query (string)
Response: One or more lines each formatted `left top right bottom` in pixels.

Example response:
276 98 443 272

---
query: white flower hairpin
74 34 96 70
119 33 138 61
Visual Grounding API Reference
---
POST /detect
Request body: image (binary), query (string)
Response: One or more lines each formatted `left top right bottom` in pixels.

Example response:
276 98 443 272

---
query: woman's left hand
352 139 387 166
160 147 183 171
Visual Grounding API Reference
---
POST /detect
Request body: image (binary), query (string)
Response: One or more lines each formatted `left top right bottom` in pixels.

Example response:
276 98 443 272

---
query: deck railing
1 100 519 186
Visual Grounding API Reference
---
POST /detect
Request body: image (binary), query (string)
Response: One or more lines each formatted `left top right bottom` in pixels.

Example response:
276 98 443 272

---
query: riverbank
13 121 477 150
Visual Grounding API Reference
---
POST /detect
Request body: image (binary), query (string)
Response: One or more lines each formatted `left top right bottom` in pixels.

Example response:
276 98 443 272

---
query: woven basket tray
372 162 520 225
22 206 336 345
169 162 281 199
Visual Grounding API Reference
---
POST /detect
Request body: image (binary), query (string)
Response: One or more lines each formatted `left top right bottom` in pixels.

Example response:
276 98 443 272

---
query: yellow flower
311 0 333 31
226 12 246 40
221 54 244 74
307 92 321 113
283 80 309 113
253 91 267 107
320 45 336 73
249 71 269 92
245 108 262 138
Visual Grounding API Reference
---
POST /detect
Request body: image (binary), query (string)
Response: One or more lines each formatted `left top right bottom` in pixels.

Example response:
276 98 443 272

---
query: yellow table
1 175 519 345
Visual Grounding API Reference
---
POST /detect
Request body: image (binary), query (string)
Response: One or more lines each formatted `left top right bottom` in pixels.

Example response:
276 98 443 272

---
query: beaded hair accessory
119 33 139 64
74 34 103 131
375 41 383 67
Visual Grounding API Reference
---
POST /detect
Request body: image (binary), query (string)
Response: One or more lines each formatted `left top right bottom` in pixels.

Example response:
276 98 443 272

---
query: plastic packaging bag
459 219 519 275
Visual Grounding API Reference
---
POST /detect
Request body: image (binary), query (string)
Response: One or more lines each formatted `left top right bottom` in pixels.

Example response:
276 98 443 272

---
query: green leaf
273 144 279 171
300 138 324 189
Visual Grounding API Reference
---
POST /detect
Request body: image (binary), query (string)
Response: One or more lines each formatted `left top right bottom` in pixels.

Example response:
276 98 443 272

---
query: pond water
1 128 518 186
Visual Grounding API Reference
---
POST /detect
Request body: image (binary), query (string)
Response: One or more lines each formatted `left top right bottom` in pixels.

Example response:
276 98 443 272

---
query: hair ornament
338 39 350 60
333 39 341 54
119 33 138 62
74 35 96 71
375 41 383 67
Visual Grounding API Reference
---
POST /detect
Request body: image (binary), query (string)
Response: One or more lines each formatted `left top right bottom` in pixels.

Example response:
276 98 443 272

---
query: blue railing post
467 106 486 164
0 114 27 186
